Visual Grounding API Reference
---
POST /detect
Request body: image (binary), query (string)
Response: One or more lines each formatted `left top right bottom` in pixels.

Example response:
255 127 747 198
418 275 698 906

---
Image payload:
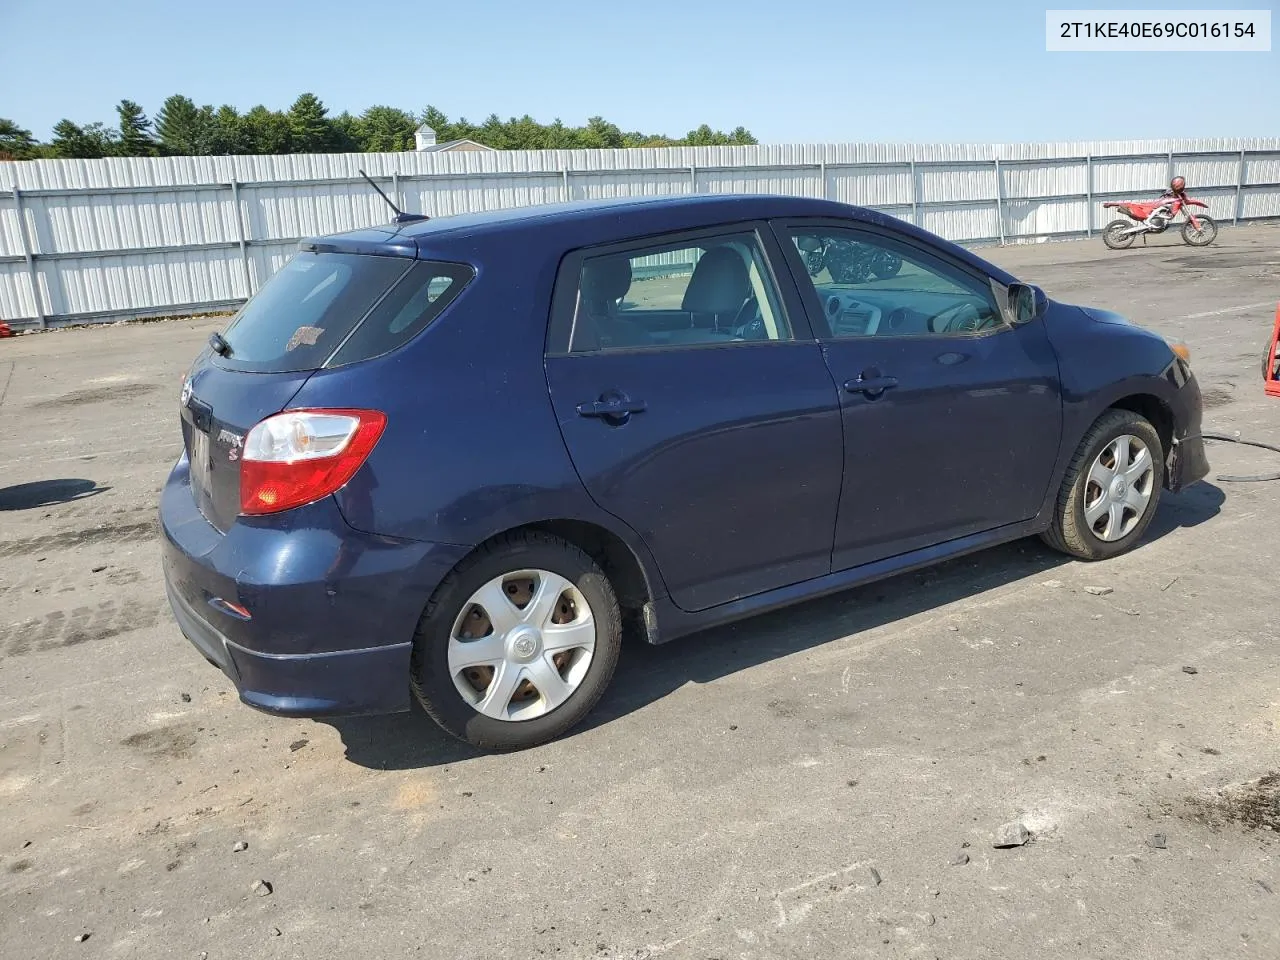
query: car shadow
0 478 107 511
323 481 1224 770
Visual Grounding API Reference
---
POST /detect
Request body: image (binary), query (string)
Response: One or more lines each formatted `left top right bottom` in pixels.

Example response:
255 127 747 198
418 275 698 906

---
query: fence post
689 164 697 193
818 158 827 200
1167 148 1174 184
392 171 401 212
908 159 918 226
1085 154 1093 237
993 157 1006 245
1234 149 1246 224
11 185 45 329
230 180 253 299
561 168 570 203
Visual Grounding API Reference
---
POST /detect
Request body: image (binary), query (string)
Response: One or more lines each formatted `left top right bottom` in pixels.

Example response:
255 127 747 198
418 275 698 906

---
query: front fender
1033 303 1201 519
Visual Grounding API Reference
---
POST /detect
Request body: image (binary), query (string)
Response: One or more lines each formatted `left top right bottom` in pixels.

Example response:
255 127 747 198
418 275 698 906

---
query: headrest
681 247 750 315
580 257 632 304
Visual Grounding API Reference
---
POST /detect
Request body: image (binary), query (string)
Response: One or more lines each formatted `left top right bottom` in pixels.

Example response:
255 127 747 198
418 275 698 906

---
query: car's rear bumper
164 575 413 716
159 457 471 717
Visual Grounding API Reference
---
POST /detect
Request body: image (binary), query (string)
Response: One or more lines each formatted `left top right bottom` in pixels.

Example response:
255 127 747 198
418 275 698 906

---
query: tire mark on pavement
0 521 157 559
0 597 165 659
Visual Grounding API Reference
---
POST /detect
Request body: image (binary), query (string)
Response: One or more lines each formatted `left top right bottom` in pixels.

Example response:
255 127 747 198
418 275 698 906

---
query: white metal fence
3 138 1279 329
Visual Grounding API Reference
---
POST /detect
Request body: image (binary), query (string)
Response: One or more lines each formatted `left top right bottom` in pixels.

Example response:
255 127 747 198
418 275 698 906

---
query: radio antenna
358 169 429 224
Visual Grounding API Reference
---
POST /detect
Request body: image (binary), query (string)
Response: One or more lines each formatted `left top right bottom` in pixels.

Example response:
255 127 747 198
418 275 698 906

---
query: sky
3 0 1277 144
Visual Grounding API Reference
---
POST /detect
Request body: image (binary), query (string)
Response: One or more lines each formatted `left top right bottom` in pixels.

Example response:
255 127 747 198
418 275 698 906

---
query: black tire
1102 220 1136 250
409 531 622 751
869 251 903 280
1182 214 1217 247
1041 409 1164 561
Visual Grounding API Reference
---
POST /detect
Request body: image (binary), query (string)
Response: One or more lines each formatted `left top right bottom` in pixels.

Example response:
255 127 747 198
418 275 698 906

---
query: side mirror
1009 283 1046 324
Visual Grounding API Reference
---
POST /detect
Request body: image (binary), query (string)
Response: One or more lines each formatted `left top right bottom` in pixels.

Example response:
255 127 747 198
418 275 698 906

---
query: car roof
305 193 1019 286
309 194 854 252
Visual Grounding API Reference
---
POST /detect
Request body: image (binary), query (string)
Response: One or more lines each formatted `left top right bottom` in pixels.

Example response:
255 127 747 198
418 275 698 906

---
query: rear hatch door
181 249 418 531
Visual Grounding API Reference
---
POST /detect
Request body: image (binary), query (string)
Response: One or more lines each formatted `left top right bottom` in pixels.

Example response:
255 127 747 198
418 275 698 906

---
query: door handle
576 394 647 422
844 375 899 397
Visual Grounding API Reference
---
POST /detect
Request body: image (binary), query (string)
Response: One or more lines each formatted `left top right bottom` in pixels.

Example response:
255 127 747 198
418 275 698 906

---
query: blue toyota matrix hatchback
161 194 1208 750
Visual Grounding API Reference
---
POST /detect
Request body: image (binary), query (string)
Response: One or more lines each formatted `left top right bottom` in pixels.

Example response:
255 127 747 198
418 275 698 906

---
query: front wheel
410 532 622 751
1182 214 1217 246
1041 409 1164 561
1103 220 1136 250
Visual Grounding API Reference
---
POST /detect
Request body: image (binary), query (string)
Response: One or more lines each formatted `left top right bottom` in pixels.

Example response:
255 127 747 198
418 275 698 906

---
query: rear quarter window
216 252 472 372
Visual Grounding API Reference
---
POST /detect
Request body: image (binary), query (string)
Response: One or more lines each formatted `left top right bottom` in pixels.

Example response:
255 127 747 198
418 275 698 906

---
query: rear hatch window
183 250 472 530
216 251 472 373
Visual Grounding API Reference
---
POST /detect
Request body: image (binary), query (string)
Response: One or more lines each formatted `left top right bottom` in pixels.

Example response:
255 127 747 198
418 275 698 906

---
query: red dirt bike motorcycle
1102 192 1217 250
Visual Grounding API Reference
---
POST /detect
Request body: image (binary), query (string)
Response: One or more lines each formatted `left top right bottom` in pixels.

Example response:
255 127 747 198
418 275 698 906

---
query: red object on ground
0 321 12 338
1266 304 1280 399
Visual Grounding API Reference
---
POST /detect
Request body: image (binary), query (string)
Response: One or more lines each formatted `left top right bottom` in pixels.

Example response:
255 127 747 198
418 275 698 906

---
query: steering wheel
928 301 982 335
731 298 768 340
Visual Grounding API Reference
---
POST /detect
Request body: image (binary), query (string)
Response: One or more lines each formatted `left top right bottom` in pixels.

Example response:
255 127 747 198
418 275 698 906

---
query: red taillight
239 408 386 516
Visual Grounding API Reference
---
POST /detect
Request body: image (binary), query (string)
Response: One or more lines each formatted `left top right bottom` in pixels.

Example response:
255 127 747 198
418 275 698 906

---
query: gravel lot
2 225 1279 959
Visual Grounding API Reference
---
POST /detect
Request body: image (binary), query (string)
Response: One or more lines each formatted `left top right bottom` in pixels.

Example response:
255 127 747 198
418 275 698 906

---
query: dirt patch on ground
1200 386 1236 409
42 383 158 407
120 723 199 761
1184 772 1280 833
0 520 156 559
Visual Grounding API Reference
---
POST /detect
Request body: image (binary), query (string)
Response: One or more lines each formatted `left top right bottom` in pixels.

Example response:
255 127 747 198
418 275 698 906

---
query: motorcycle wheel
1103 220 1136 250
1182 215 1217 247
869 251 902 280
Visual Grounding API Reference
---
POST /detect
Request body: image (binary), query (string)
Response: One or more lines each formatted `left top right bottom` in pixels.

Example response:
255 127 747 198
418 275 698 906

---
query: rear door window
216 252 472 372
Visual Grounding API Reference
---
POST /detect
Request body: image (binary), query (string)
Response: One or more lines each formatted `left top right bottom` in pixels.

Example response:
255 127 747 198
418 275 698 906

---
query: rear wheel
1182 214 1217 246
410 532 621 751
1041 409 1163 561
1103 220 1136 250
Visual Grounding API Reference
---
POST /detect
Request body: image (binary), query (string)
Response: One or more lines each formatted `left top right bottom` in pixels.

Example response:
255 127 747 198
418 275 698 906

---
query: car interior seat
670 246 753 343
573 256 647 350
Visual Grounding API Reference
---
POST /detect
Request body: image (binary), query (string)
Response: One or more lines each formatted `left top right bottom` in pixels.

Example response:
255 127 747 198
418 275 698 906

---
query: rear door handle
844 375 899 397
576 394 647 422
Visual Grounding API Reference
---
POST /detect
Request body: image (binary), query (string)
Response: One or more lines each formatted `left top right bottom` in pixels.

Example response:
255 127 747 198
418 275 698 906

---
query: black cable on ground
1202 431 1280 482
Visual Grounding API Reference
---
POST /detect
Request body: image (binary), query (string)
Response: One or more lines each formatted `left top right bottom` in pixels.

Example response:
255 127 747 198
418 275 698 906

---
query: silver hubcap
1085 434 1155 542
448 569 595 722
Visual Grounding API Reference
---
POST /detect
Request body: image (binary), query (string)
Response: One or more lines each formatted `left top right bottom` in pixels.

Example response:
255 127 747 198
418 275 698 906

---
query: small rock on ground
74 934 90 944
1182 666 1199 675
233 841 248 852
270 927 282 937
251 879 273 897
1148 833 1168 850
993 822 1031 848
1084 586 1113 596
950 851 970 865
868 867 882 886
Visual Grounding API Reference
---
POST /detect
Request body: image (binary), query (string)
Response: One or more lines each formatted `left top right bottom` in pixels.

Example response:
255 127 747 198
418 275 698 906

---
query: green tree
0 118 38 159
49 120 117 159
115 99 156 156
156 95 212 154
207 105 249 155
241 105 292 155
359 106 417 152
580 116 625 150
329 111 362 152
419 105 455 144
287 93 331 153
